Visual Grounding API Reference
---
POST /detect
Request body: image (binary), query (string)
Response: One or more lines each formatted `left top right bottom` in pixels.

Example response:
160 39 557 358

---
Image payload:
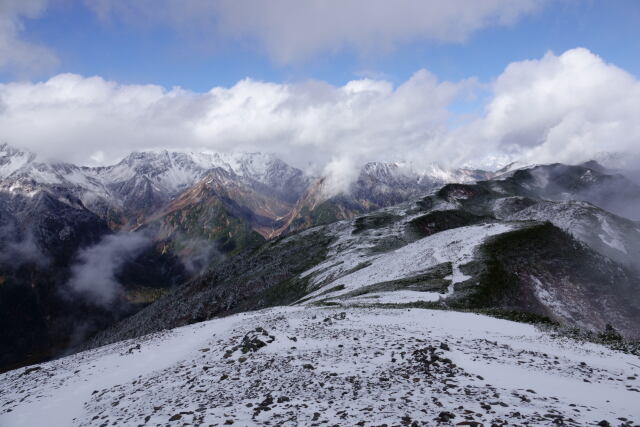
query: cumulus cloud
1 47 639 188
0 70 472 171
0 0 58 76
67 232 151 306
453 48 640 169
84 0 543 64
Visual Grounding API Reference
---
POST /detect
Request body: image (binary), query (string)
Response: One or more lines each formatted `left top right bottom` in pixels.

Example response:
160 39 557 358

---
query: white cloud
0 0 58 76
67 232 151 306
0 70 472 171
1 48 639 186
454 48 640 168
84 0 544 64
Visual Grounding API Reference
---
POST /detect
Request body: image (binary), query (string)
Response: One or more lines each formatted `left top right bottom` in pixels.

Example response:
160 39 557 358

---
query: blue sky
4 0 639 90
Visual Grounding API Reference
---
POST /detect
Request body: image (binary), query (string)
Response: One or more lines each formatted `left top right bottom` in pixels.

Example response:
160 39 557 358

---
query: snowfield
1 306 639 426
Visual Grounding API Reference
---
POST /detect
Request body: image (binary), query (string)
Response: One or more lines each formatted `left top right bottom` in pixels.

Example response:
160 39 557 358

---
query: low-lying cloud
67 232 151 306
1 48 639 181
175 236 222 275
0 225 50 269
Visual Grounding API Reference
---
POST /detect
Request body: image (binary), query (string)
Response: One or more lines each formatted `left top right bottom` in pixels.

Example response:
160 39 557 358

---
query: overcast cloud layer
0 0 544 76
0 48 638 175
86 0 544 64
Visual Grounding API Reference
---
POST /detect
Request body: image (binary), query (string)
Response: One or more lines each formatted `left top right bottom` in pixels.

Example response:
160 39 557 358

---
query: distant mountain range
0 143 494 236
1 142 640 372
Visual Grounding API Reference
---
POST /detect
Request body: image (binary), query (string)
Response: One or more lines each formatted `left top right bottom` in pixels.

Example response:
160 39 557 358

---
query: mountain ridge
2 142 640 374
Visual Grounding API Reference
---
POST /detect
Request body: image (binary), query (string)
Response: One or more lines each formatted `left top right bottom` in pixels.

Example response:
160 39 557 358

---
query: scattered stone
20 367 42 376
436 411 456 422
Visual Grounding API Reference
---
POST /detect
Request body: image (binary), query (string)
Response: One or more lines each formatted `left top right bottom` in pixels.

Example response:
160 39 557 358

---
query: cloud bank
0 48 639 176
0 69 470 171
85 0 544 64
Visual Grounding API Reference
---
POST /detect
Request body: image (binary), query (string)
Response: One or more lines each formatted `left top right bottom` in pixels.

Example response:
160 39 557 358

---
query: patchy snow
303 223 513 303
492 163 540 180
0 151 32 178
1 306 638 427
339 290 444 306
530 276 573 321
598 217 628 254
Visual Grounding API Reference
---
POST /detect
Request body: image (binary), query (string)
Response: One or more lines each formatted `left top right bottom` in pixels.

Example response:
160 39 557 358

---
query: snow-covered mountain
0 144 489 235
90 150 309 203
0 144 309 225
0 143 303 192
3 143 640 380
0 144 482 203
87 165 640 349
2 151 640 425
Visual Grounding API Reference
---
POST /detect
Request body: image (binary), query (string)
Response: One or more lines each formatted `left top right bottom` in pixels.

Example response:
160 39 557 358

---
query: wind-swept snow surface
1 306 638 426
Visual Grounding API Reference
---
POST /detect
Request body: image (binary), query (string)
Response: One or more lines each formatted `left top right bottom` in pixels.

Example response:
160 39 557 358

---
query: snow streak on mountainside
1 306 639 426
301 221 515 304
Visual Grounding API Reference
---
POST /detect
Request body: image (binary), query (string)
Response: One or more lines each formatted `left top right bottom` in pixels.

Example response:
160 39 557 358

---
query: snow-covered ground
1 306 638 426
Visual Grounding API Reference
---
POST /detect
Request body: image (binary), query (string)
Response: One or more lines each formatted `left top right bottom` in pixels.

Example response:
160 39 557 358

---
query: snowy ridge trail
0 315 244 427
1 306 639 426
